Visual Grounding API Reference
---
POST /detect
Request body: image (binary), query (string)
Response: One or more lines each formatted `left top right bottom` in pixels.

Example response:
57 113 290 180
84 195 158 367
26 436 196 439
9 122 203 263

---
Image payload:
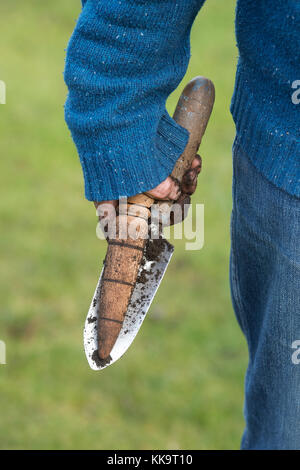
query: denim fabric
230 138 300 450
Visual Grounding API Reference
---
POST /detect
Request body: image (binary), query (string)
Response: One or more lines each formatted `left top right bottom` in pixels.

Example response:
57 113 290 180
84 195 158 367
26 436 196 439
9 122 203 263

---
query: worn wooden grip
170 77 215 182
97 77 215 362
97 193 153 361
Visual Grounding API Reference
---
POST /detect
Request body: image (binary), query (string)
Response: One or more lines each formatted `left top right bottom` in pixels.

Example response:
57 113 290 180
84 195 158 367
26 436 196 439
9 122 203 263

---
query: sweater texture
64 0 300 201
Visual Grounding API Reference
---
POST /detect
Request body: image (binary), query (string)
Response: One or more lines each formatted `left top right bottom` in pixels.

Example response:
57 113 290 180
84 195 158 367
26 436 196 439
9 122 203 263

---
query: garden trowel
84 76 215 371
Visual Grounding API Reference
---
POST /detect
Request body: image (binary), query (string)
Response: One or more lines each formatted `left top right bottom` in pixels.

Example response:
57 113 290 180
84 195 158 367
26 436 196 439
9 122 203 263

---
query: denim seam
230 140 251 338
230 211 250 338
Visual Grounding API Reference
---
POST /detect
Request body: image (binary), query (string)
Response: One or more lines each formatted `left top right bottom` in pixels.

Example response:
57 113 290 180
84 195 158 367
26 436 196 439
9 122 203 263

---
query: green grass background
0 0 248 449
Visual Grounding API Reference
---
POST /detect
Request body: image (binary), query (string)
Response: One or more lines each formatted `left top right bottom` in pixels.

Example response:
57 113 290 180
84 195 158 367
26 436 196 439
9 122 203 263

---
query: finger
181 168 198 195
147 176 181 201
191 154 202 173
169 193 191 226
181 155 202 195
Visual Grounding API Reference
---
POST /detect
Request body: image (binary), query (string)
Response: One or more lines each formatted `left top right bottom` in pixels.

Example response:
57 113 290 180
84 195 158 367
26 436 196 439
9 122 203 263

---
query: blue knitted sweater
64 0 300 201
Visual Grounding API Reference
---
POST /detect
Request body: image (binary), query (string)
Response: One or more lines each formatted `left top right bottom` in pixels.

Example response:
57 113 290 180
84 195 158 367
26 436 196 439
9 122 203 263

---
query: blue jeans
230 138 300 450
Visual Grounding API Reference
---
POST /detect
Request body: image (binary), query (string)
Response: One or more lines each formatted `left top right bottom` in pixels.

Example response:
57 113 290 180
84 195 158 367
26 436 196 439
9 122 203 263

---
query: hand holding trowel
84 76 215 371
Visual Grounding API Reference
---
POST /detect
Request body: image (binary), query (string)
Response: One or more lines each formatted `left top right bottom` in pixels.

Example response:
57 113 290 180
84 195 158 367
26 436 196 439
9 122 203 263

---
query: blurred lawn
0 0 248 450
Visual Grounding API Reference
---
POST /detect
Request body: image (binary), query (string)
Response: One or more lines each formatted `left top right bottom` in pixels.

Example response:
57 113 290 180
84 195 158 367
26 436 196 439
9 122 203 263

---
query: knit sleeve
64 0 204 201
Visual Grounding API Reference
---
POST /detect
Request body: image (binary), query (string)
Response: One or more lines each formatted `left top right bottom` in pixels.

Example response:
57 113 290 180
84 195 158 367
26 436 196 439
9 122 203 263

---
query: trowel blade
83 237 174 371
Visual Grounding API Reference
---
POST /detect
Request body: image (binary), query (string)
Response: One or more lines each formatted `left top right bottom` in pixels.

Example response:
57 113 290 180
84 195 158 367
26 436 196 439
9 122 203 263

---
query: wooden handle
96 77 215 363
154 77 215 221
170 76 215 182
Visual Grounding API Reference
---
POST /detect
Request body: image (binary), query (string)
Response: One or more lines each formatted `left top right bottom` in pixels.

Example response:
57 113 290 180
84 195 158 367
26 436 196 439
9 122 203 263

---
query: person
64 0 300 450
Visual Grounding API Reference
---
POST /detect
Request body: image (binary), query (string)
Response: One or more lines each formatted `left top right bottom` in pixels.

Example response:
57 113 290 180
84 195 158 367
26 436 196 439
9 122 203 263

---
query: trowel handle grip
170 76 215 183
96 77 214 363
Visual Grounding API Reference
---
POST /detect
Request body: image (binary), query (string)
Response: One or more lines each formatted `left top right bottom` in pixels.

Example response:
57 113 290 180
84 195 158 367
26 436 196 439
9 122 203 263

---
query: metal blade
83 237 174 371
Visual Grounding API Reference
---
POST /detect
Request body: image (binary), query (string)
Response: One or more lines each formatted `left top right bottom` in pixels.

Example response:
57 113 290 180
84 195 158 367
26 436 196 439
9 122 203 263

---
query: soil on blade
92 349 112 368
131 237 168 315
88 316 97 324
145 237 167 263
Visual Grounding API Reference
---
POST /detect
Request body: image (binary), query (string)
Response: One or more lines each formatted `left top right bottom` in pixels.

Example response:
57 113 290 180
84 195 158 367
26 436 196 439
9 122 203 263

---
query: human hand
94 154 202 230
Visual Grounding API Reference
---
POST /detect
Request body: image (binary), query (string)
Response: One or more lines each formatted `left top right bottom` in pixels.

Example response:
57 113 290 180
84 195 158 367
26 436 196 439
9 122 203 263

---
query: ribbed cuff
79 109 189 201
